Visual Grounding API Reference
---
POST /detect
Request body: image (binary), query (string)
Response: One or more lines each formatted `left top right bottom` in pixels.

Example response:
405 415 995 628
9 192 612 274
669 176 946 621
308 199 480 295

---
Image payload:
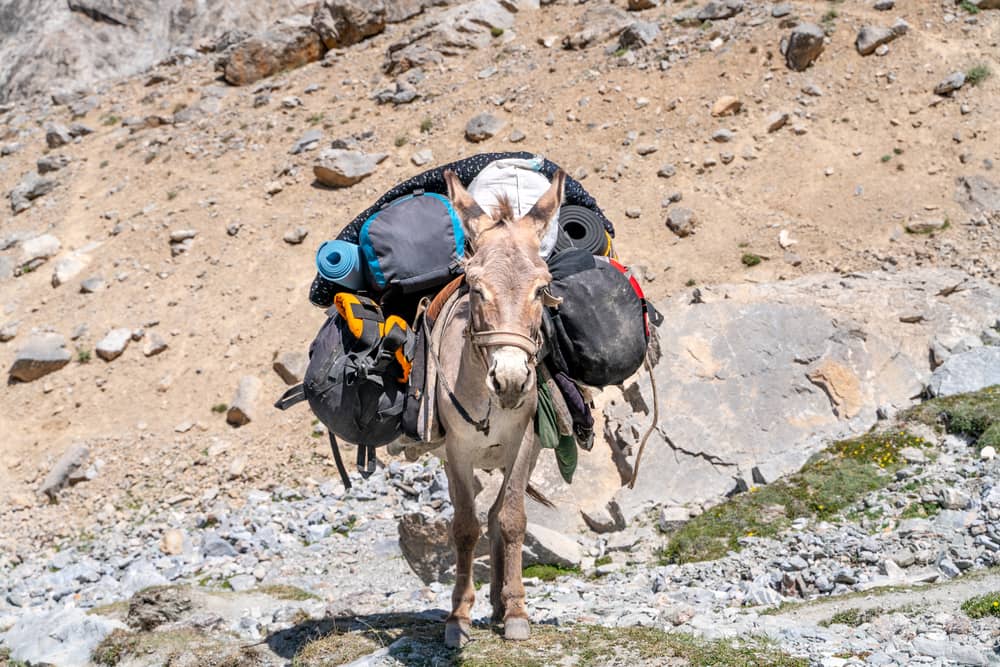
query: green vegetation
661 430 929 563
821 9 838 24
741 253 763 267
960 0 980 13
77 348 92 363
166 190 178 201
394 134 409 147
594 555 612 567
893 147 903 155
899 501 940 519
613 46 629 57
420 117 434 133
962 591 1000 619
966 64 991 86
211 403 228 413
290 615 808 667
102 115 120 126
819 607 882 627
99 159 109 168
904 385 1000 452
685 278 697 287
490 27 504 37
307 113 325 125
522 563 581 581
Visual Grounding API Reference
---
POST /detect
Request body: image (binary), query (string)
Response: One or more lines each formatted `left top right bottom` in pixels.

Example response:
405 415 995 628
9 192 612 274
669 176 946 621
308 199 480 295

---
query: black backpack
545 249 657 387
276 294 413 488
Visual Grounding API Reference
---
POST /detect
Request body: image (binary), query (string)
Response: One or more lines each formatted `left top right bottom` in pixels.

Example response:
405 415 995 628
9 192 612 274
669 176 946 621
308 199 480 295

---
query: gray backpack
275 295 413 488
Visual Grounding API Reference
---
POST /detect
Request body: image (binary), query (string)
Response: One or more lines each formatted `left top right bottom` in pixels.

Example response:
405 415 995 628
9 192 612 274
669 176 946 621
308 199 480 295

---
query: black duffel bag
545 249 652 387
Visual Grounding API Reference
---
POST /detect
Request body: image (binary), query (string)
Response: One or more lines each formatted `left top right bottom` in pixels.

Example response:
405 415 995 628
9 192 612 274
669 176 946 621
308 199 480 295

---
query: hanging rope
628 354 660 489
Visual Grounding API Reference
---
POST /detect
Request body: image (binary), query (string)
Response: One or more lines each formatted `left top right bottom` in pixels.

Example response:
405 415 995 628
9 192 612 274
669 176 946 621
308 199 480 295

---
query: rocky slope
1 0 1000 664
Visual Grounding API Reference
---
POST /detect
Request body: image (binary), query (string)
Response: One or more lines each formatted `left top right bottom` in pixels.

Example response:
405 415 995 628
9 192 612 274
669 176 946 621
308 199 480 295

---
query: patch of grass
821 9 838 24
685 278 697 287
881 154 892 162
490 27 504 37
307 113 324 125
741 253 763 267
291 616 807 667
77 348 92 363
904 385 1000 451
102 115 121 127
960 0 980 13
962 591 1000 618
255 584 319 601
211 403 228 413
893 147 904 155
166 190 178 201
99 159 109 168
613 46 629 57
394 134 408 147
966 64 991 86
522 563 581 581
594 555 612 567
92 629 138 666
819 607 882 627
420 117 433 133
661 430 929 563
900 501 940 519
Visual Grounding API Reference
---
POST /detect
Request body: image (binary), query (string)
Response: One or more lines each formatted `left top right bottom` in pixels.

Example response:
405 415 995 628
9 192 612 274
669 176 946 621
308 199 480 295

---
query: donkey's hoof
445 620 472 648
504 617 531 641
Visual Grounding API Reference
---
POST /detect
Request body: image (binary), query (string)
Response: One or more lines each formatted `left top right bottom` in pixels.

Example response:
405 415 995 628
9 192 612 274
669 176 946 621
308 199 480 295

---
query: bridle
431 283 560 436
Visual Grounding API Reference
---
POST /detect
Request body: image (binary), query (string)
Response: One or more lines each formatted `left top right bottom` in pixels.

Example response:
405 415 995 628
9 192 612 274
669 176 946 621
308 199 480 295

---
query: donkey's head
444 169 565 409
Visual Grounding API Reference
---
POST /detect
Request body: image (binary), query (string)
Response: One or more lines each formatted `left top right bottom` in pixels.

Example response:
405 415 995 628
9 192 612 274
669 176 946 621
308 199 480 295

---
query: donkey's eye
470 286 487 301
533 286 545 300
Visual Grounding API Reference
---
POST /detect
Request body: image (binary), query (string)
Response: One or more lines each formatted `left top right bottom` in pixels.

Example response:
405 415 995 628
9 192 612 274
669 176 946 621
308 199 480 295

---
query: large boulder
855 19 908 56
535 269 1000 527
218 16 324 86
311 0 386 49
385 0 533 74
784 23 825 71
0 606 124 667
313 149 387 187
928 347 1000 397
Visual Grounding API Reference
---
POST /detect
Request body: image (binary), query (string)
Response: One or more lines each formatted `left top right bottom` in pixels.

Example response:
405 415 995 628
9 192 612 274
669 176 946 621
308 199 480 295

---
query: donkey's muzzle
487 348 532 409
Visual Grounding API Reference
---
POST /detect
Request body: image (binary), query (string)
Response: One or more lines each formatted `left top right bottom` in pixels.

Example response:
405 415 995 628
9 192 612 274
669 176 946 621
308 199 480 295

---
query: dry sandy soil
0 0 998 541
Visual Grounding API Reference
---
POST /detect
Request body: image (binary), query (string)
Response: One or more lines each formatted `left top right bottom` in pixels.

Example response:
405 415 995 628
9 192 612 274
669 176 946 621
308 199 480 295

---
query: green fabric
535 382 578 483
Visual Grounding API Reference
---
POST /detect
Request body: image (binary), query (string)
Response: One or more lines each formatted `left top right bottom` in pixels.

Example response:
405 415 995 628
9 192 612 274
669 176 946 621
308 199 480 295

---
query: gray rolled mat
553 205 609 256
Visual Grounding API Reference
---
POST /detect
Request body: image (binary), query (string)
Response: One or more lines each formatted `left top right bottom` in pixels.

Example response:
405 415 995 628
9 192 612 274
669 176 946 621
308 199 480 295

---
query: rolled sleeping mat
315 240 366 292
553 205 612 257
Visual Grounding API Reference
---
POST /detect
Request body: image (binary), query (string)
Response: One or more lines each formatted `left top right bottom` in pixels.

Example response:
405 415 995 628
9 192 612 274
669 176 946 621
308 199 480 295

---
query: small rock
314 149 386 187
784 23 825 71
160 529 185 555
411 149 433 166
80 277 106 293
95 328 132 361
283 227 309 245
711 95 741 117
712 129 734 143
11 175 57 214
508 129 526 143
143 332 168 357
636 144 658 156
37 154 72 174
51 254 89 288
657 163 676 178
38 443 89 501
981 446 996 461
273 351 307 385
771 3 792 17
666 207 696 237
465 113 506 143
227 375 262 426
45 123 73 148
9 333 71 382
0 321 18 342
523 523 582 568
905 219 947 234
290 128 323 155
934 72 965 96
855 20 908 56
766 112 789 133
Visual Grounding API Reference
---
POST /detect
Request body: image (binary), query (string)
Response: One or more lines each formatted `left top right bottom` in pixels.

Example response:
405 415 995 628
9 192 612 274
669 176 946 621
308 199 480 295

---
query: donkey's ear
444 169 491 245
522 169 566 242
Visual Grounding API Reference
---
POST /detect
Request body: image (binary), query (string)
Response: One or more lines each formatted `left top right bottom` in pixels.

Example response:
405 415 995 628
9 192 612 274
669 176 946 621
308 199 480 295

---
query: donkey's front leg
444 458 479 648
498 429 539 641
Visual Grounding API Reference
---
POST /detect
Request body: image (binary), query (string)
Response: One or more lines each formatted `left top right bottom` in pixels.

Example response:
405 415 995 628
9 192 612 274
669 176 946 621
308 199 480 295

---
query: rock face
598 269 1000 521
9 333 71 382
0 0 314 102
218 16 324 86
311 0 386 49
928 347 1000 397
784 23 825 71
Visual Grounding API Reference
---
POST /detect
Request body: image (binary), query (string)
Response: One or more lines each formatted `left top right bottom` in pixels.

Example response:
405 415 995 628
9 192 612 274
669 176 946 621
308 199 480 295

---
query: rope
628 354 660 490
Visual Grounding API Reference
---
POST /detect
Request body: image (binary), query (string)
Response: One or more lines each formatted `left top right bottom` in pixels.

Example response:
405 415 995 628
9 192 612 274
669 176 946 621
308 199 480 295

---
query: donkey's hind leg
444 458 479 649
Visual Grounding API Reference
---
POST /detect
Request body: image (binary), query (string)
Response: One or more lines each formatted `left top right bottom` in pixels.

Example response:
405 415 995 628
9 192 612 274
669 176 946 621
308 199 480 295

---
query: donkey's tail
527 483 555 508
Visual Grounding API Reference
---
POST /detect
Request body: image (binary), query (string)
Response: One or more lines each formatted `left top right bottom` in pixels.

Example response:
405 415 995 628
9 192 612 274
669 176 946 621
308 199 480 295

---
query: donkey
433 168 566 647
